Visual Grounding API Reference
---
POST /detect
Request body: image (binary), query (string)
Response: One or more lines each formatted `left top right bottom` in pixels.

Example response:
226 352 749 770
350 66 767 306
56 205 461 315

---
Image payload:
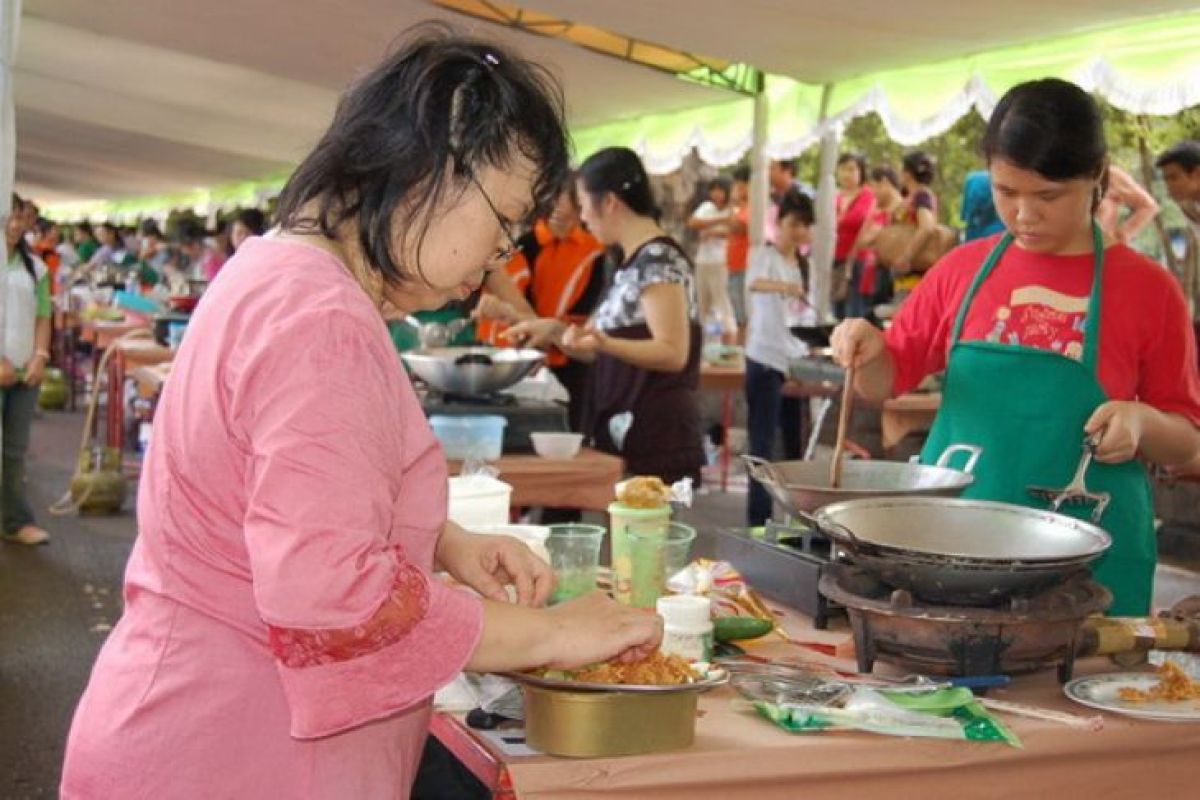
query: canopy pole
0 0 21 265
809 83 840 322
748 70 769 249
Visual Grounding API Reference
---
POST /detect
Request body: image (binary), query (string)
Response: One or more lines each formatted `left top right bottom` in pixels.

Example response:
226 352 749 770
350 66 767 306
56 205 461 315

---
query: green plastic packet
754 686 1021 748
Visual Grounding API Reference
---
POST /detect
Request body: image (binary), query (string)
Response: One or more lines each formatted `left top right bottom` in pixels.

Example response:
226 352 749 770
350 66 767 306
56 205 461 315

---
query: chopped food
537 651 700 686
1117 662 1200 703
617 476 672 509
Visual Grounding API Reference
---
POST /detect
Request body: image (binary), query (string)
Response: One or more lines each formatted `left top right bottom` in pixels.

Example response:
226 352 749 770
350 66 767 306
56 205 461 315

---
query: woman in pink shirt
61 25 661 800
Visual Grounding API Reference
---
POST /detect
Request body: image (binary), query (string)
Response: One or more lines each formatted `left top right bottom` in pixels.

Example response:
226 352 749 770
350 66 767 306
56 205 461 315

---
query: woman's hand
543 592 664 669
560 323 608 357
473 294 521 324
830 318 886 369
504 317 565 349
1086 401 1146 464
0 358 17 388
23 354 47 387
436 522 555 607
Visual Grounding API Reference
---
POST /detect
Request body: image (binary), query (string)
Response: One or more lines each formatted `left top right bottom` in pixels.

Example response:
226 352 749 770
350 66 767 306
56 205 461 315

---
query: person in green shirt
3 195 53 545
73 220 100 264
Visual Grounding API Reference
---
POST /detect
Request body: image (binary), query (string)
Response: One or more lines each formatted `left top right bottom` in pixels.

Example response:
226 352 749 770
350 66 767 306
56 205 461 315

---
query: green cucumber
713 616 773 642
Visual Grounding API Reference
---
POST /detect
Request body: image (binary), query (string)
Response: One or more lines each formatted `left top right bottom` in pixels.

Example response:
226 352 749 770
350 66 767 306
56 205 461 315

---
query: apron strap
948 222 1106 374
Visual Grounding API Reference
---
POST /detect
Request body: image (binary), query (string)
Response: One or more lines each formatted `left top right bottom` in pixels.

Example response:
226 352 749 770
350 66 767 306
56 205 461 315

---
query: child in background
744 189 816 526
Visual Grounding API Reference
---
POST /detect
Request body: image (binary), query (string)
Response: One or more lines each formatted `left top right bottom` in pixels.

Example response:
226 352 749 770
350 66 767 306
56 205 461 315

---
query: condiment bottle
656 595 713 663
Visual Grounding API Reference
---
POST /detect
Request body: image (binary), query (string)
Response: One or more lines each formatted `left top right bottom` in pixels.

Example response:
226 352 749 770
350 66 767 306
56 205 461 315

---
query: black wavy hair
275 22 569 287
1156 140 1200 172
778 188 815 226
576 147 659 220
983 79 1106 184
901 151 936 185
236 208 268 236
869 165 900 190
837 152 868 186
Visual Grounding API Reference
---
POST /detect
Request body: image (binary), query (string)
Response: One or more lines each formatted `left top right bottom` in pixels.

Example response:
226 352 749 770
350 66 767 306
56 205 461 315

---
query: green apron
920 224 1155 615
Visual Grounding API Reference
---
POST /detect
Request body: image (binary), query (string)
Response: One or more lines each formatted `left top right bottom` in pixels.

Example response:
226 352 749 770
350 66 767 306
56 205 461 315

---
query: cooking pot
401 346 545 396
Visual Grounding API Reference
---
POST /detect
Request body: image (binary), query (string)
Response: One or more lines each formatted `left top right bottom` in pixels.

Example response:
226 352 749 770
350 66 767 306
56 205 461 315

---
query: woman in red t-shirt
835 152 876 318
831 79 1200 616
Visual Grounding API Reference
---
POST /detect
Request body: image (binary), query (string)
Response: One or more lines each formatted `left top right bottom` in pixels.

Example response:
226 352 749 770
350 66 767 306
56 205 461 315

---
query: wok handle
739 455 863 553
935 443 983 474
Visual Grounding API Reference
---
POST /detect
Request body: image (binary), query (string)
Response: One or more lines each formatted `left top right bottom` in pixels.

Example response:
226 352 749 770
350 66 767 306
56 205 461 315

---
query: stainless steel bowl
401 346 545 396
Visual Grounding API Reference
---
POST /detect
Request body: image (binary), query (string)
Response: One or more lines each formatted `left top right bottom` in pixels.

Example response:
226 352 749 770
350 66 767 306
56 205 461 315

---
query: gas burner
820 562 1111 682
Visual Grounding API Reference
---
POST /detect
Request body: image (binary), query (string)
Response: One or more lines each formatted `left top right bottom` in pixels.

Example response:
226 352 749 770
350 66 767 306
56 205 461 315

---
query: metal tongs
1027 436 1111 522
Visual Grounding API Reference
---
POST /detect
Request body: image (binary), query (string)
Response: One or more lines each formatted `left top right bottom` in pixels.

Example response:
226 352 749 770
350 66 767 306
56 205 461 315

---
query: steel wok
742 444 980 514
811 497 1113 606
401 346 545 396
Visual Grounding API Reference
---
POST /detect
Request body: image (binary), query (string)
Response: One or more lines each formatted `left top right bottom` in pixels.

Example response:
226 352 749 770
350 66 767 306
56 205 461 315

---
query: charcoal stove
819 561 1112 682
418 390 568 454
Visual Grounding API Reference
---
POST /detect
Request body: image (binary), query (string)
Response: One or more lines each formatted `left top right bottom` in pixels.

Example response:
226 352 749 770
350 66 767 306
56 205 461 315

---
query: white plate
1064 672 1200 722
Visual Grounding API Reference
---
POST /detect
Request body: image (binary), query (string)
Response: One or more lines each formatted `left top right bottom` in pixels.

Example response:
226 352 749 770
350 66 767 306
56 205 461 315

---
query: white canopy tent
7 0 1200 213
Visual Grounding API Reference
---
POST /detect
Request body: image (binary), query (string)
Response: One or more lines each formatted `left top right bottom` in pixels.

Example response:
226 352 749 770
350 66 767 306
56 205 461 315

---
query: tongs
1027 436 1111 523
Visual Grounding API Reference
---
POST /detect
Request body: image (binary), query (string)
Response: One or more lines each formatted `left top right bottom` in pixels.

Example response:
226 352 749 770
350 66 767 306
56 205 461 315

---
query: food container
522 685 699 757
608 502 671 605
430 414 507 461
447 475 512 528
530 431 583 460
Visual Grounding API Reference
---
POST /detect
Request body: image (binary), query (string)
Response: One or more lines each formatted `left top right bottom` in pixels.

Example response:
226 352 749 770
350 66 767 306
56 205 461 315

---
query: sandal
3 526 50 546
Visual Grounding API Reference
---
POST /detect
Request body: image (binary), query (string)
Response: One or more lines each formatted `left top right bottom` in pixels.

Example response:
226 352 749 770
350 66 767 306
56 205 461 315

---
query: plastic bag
755 686 1021 747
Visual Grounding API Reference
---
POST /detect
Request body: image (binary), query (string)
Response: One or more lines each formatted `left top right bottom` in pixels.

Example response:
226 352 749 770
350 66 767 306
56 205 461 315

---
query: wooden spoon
829 361 856 488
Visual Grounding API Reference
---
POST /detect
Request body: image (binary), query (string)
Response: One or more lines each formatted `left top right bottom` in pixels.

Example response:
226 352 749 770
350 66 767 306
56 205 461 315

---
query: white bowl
530 432 583 460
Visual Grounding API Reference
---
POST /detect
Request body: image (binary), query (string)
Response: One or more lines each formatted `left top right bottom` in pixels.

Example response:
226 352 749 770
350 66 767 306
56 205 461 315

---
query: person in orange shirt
476 183 607 430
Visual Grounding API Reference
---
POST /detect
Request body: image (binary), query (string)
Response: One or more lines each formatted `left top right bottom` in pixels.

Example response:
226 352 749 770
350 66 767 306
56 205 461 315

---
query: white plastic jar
656 595 713 663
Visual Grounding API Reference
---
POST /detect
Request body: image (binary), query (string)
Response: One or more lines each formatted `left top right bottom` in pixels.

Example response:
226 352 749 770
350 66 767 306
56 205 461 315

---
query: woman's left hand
436 522 555 607
23 354 46 387
560 324 607 356
1085 401 1146 463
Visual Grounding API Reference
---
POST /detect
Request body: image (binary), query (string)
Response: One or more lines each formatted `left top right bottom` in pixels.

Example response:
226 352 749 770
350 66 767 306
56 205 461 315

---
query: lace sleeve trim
268 559 430 669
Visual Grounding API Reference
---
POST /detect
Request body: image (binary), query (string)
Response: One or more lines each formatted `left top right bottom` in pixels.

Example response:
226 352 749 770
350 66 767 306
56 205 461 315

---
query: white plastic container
430 415 507 461
447 475 513 528
656 595 713 663
466 523 551 564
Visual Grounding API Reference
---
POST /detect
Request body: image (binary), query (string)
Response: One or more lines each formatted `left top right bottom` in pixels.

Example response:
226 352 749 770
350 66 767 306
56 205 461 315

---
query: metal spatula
1027 437 1111 522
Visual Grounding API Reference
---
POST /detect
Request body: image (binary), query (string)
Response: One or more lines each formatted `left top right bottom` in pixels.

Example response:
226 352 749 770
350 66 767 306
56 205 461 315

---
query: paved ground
1 408 1196 797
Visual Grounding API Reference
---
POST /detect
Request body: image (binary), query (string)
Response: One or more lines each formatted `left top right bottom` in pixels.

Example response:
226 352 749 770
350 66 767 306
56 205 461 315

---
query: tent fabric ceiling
12 0 1200 209
13 0 726 205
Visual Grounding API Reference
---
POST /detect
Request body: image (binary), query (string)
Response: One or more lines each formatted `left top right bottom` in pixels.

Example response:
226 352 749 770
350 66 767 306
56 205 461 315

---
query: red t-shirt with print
884 234 1200 426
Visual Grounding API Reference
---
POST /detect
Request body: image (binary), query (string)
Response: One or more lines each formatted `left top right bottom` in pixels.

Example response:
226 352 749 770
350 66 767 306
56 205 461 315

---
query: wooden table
449 448 624 513
880 391 941 452
699 358 745 491
430 597 1198 799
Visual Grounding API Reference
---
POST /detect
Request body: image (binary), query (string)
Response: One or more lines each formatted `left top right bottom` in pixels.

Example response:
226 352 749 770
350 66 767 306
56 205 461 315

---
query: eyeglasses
469 172 521 270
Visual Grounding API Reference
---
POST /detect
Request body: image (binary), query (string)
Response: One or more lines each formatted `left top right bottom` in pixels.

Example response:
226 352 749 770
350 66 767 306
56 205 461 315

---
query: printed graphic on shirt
985 284 1089 360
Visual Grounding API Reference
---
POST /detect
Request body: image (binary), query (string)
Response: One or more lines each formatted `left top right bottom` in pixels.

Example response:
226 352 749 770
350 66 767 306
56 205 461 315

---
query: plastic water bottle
703 310 724 362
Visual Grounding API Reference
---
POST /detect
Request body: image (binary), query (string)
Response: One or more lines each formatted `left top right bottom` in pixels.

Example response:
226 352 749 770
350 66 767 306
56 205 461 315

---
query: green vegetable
713 616 774 642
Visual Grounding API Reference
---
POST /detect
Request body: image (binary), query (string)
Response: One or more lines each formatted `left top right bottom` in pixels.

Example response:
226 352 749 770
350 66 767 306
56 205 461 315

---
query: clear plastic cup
624 522 697 609
545 524 606 604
